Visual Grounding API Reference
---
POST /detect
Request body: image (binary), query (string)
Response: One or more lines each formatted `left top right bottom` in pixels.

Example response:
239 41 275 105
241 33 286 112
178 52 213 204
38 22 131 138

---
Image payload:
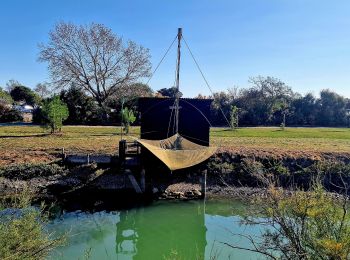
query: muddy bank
0 149 349 203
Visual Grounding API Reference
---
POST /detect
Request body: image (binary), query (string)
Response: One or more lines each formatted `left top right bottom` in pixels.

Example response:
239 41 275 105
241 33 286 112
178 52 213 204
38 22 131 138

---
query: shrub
41 96 69 133
234 184 350 259
0 104 23 122
0 189 65 259
121 107 136 134
32 107 46 124
295 161 350 192
0 163 67 180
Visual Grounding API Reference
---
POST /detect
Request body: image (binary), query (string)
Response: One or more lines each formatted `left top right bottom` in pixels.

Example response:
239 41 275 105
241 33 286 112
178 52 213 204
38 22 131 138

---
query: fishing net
137 134 217 171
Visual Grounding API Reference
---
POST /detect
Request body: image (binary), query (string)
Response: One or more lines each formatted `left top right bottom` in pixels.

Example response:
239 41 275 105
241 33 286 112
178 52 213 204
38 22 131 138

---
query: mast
175 28 182 134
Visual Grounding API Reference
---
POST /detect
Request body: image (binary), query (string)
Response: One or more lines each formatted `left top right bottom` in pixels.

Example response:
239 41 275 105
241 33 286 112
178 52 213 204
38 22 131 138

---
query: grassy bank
0 125 349 165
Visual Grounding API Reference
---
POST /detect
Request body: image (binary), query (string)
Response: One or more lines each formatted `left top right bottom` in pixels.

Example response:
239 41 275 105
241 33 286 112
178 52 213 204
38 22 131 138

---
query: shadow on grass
320 130 348 133
217 128 236 132
88 134 118 137
0 133 50 138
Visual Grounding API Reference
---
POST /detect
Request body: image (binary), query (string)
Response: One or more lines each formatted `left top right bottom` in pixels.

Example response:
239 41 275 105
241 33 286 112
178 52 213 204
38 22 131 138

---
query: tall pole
175 28 182 134
120 99 124 140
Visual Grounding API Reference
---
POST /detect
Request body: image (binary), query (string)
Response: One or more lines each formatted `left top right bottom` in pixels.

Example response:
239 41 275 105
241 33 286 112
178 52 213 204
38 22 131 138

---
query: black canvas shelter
133 29 217 171
138 97 213 147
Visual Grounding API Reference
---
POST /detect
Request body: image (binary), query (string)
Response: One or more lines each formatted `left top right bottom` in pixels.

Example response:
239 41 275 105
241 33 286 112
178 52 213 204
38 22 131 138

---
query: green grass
211 127 350 139
211 127 350 155
0 125 349 165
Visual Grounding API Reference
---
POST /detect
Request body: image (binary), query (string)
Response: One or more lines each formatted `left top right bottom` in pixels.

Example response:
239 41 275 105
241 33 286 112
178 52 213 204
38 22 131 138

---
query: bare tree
38 22 151 113
6 79 22 92
34 82 50 99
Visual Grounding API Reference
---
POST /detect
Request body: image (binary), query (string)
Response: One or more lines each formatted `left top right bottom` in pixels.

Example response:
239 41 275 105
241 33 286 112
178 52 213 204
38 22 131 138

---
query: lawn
211 127 350 157
0 125 349 165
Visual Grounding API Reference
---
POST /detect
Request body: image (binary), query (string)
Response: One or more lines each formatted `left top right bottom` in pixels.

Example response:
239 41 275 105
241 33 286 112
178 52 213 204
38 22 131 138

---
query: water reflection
116 201 206 259
49 199 261 260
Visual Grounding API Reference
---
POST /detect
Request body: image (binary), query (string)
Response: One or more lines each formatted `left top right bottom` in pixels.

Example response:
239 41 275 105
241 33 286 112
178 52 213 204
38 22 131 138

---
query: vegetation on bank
0 163 67 180
0 190 64 260
224 183 350 259
208 153 350 191
0 128 348 259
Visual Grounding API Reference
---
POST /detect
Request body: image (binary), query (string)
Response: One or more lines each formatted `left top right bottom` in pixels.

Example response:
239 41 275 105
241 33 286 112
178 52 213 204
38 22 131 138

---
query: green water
48 199 264 260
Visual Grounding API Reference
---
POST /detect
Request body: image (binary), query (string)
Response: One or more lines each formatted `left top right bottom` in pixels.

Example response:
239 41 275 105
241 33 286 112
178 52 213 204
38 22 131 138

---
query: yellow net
137 134 217 171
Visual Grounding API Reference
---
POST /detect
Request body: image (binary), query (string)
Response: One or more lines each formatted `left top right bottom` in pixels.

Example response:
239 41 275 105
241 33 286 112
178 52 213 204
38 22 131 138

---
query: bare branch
38 22 151 108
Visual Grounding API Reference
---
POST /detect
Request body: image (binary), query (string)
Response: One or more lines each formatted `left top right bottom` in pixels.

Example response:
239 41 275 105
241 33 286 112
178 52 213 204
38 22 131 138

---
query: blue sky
1 0 350 98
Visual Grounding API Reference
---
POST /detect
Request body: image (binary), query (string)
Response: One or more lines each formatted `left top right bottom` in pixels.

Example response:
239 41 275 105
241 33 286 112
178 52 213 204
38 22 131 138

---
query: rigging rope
167 98 177 138
146 35 177 85
128 30 230 147
182 36 231 128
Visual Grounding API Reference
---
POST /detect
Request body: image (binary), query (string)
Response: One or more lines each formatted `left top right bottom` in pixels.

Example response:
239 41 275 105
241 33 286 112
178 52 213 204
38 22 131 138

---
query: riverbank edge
0 148 349 203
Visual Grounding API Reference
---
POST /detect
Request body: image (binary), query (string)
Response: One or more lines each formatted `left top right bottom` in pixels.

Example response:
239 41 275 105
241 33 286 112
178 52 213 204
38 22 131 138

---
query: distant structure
138 97 213 146
13 103 34 122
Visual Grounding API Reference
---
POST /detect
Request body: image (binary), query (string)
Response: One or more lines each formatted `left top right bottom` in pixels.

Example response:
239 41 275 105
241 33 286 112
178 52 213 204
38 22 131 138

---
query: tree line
209 76 350 127
0 22 349 128
1 77 349 128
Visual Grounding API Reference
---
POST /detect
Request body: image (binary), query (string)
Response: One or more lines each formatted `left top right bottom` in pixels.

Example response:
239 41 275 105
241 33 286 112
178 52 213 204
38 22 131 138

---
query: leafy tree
38 22 151 115
230 105 239 130
60 86 99 125
244 76 294 125
290 93 318 126
157 87 178 98
0 87 13 105
0 87 17 124
195 93 210 99
272 100 289 130
107 82 153 114
211 91 235 126
115 83 153 101
249 76 294 99
0 105 23 122
317 89 347 126
121 107 136 134
210 78 350 127
42 96 69 133
10 85 41 106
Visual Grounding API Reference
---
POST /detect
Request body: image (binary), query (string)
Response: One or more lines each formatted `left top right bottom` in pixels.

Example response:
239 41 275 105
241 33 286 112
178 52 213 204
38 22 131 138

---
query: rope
167 98 177 137
141 98 171 116
130 31 227 153
180 99 213 127
146 35 177 85
182 36 231 128
180 133 211 145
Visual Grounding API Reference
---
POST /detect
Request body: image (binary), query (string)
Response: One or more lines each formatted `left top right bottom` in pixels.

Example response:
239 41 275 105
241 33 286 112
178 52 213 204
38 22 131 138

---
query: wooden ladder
119 140 144 193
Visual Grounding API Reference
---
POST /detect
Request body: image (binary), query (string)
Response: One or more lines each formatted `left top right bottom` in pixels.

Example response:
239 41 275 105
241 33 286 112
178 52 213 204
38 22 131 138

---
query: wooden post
174 28 182 135
201 170 207 199
140 168 146 193
119 140 126 163
62 147 66 160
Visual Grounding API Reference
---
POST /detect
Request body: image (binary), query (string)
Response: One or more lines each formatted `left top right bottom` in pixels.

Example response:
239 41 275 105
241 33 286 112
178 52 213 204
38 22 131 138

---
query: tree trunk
97 100 108 124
